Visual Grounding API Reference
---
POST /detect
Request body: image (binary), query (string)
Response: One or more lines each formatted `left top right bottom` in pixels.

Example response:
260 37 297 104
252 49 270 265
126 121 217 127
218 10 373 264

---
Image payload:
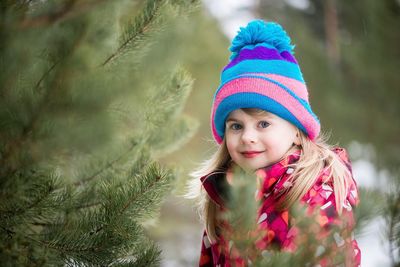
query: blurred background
150 0 400 266
3 0 398 266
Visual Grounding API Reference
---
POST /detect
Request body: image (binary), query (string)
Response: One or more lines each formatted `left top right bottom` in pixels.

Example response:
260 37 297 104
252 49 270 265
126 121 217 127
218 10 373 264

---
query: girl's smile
225 109 300 171
241 150 265 158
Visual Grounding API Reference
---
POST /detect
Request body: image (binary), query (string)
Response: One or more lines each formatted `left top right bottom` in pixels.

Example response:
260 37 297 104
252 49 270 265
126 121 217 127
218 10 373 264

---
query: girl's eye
259 121 270 128
229 123 242 130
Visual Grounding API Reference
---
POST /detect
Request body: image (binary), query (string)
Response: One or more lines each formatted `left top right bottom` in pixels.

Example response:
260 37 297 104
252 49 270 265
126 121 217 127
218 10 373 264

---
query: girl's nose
241 128 257 144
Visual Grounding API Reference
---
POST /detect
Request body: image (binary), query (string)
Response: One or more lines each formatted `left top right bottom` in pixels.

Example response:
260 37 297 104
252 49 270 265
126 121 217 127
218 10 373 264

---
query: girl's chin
239 162 269 172
241 160 280 172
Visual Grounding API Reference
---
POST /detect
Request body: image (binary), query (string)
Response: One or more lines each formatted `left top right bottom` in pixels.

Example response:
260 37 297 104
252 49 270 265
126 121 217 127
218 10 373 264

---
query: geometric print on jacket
198 147 361 267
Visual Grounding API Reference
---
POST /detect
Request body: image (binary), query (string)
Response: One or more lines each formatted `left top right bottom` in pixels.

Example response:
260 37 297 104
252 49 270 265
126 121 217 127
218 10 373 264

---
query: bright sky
202 0 258 38
202 0 310 38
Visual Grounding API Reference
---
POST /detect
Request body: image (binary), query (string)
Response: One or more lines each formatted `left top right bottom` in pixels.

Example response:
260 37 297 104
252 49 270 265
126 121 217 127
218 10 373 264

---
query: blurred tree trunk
324 0 340 65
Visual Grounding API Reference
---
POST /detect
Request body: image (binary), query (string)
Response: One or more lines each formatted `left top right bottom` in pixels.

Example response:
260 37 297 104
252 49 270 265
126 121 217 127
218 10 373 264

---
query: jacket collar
200 150 301 207
200 171 227 207
256 150 301 196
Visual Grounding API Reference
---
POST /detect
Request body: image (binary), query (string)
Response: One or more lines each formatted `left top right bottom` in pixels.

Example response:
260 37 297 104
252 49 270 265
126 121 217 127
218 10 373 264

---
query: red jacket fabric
198 148 361 267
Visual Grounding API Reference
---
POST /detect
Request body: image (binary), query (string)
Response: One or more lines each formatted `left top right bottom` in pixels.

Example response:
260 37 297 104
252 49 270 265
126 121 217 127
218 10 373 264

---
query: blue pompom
229 20 295 60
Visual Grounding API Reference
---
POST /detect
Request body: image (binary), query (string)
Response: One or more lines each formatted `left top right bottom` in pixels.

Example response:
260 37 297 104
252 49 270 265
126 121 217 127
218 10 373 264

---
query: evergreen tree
0 0 199 266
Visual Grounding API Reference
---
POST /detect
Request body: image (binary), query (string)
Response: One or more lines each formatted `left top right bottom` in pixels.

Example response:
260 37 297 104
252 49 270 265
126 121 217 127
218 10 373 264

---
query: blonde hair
186 109 351 243
186 139 230 243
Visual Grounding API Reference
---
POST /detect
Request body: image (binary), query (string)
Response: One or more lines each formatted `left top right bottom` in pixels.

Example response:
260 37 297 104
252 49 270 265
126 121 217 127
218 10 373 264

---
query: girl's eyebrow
256 113 274 120
226 118 240 123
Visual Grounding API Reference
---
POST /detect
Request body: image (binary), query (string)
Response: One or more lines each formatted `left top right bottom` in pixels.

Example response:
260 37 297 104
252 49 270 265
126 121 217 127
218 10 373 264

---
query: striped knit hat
211 20 320 144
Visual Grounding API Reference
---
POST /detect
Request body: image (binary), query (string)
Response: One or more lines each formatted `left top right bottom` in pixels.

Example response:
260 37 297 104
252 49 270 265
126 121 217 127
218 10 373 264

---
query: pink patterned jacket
198 148 361 267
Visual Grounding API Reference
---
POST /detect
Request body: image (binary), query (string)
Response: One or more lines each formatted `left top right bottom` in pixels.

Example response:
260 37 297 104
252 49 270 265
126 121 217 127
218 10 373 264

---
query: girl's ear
293 130 301 146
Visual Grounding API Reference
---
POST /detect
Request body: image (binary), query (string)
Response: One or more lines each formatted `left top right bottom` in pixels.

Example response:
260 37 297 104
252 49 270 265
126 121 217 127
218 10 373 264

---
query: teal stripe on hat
221 59 304 83
214 92 308 138
215 74 318 122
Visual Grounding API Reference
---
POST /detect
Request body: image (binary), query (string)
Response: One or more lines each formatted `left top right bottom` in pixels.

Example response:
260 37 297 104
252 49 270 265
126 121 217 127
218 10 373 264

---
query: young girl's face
225 109 299 171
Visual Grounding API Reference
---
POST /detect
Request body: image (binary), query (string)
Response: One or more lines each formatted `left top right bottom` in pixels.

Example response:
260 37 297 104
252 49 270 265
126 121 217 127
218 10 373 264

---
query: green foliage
353 187 383 232
222 169 356 266
0 0 198 265
222 168 258 255
385 175 400 265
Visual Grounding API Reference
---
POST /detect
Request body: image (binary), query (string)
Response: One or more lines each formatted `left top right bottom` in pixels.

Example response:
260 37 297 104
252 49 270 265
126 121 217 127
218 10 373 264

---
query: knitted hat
211 20 320 144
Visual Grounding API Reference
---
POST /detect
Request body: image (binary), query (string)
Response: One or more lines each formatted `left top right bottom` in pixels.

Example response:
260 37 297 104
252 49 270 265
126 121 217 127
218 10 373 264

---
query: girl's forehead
228 108 275 119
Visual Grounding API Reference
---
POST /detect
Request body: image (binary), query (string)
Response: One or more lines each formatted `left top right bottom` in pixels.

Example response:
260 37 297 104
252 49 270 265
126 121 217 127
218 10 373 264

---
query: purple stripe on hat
224 46 298 71
281 51 298 64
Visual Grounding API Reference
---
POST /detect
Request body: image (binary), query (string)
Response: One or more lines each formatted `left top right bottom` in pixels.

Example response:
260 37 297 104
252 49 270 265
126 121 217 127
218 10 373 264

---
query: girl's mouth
241 151 263 158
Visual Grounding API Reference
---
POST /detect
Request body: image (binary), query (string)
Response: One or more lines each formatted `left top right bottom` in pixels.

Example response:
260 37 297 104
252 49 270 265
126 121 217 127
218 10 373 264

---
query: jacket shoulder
332 146 353 174
200 172 228 208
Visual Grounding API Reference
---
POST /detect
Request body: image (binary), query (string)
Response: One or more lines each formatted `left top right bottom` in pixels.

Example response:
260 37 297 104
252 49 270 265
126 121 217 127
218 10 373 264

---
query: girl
187 20 361 266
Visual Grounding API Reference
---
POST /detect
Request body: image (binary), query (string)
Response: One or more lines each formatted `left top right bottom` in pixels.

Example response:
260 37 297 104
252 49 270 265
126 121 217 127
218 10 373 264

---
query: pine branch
67 122 165 213
73 142 137 187
354 188 382 232
24 234 105 254
33 60 60 93
385 178 400 266
18 0 108 29
72 135 152 190
0 225 15 239
73 68 195 187
144 67 193 134
101 162 173 223
101 0 166 67
169 0 201 15
0 174 60 228
151 115 199 157
145 67 197 155
222 168 258 259
0 20 87 180
30 163 172 264
123 242 161 267
24 214 144 265
71 144 152 211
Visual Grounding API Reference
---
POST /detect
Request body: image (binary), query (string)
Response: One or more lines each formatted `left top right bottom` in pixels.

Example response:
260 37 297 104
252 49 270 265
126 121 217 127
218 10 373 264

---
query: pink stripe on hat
211 77 320 142
242 73 309 101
